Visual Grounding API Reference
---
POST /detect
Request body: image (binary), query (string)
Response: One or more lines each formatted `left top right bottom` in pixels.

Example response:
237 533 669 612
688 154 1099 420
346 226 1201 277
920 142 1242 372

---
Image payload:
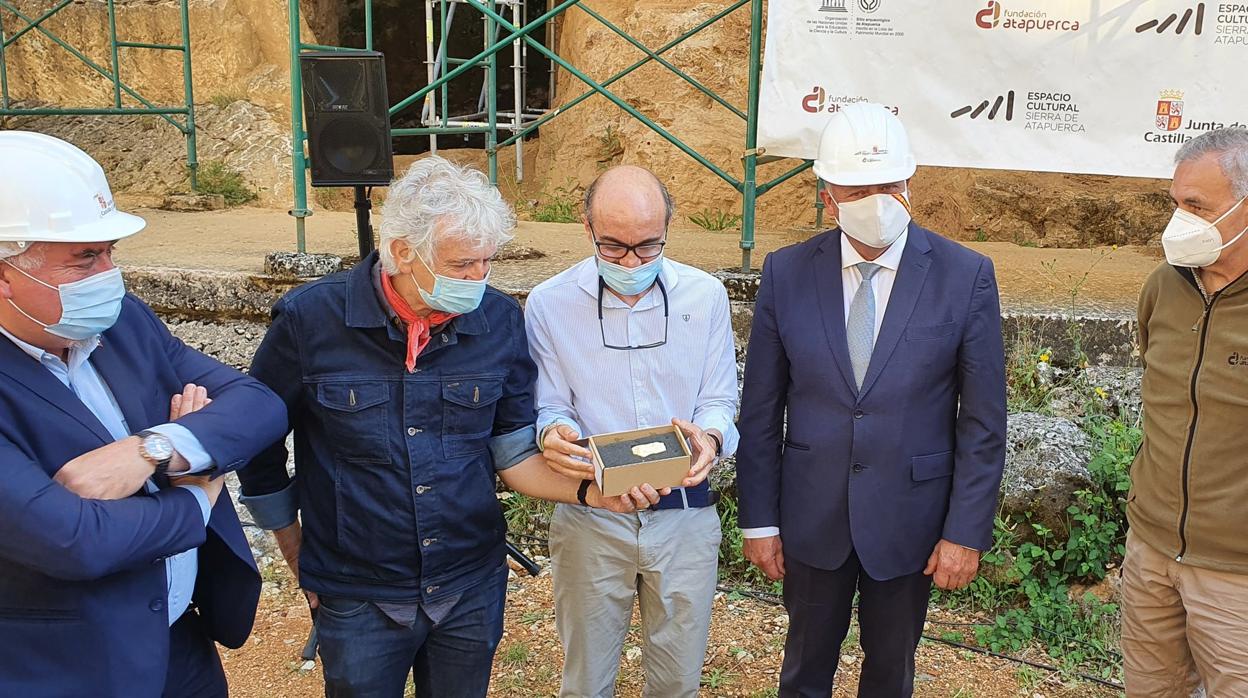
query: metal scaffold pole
0 0 199 190
288 0 309 252
740 0 763 273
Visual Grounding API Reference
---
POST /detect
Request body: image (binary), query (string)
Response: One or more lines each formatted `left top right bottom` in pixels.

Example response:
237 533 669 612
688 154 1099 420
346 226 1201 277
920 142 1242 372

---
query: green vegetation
520 180 580 223
193 160 257 207
689 208 742 232
208 92 246 109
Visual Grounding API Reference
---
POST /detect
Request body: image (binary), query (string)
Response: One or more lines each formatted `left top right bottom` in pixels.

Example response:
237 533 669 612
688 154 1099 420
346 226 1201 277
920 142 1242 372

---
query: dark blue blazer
736 224 1007 580
0 295 287 697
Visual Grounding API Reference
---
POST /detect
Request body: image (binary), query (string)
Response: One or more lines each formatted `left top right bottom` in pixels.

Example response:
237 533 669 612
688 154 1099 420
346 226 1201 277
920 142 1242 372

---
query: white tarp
757 0 1248 178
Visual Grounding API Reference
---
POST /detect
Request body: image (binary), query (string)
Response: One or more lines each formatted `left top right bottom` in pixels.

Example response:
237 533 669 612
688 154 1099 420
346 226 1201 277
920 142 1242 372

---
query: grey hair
0 242 45 270
378 156 515 274
583 169 675 228
1175 127 1248 199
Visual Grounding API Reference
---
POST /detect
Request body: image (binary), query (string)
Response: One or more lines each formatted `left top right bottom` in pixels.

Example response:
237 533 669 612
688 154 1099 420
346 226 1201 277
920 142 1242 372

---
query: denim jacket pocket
441 377 505 458
315 381 391 463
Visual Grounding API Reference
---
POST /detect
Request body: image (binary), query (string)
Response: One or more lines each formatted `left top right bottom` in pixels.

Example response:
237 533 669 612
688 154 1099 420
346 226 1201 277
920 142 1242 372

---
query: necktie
847 262 881 389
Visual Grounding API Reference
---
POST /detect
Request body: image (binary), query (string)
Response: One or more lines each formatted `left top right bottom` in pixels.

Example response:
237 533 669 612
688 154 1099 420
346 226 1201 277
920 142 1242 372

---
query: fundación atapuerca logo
975 0 1080 32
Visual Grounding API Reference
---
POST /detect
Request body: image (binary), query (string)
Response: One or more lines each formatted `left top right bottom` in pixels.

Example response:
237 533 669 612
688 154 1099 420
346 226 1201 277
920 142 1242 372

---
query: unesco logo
951 91 1016 121
1136 3 1206 34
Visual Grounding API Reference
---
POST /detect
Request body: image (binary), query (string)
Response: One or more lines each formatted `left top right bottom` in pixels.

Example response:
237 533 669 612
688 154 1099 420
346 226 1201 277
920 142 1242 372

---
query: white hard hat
0 130 145 246
812 103 917 187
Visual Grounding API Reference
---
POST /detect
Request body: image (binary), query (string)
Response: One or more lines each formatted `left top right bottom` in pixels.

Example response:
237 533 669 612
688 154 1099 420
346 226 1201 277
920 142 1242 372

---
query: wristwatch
137 430 175 475
577 479 593 507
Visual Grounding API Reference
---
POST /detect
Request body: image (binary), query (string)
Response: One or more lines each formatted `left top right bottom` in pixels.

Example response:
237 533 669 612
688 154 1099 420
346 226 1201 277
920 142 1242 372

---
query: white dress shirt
741 229 910 540
525 257 740 482
0 325 213 624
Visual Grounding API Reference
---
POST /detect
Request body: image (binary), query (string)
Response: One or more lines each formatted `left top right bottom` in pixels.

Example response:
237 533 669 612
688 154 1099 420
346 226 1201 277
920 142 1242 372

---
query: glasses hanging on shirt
598 277 668 350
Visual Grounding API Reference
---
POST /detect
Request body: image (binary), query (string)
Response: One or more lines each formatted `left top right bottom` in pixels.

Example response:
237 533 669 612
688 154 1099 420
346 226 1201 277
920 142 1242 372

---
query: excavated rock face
1 0 294 113
2 0 1175 247
6 101 292 205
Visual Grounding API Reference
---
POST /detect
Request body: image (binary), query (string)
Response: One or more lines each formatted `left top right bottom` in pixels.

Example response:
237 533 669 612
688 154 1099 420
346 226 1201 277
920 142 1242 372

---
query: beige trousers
1121 530 1248 697
548 503 721 698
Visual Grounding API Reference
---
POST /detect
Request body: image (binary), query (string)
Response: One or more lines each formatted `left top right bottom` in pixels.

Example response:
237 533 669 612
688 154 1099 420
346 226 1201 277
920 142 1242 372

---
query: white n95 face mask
1161 196 1248 268
834 190 912 249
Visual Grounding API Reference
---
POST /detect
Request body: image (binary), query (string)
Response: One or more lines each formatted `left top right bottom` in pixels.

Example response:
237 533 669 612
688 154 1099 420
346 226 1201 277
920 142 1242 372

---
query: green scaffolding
0 0 199 188
289 0 808 271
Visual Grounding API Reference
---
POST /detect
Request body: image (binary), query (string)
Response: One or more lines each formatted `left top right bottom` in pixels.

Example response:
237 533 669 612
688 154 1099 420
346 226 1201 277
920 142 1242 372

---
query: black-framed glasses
599 277 668 351
590 227 667 261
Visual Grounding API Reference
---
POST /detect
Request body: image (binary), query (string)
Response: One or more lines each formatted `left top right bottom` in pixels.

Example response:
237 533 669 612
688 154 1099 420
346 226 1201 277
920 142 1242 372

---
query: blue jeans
316 565 507 697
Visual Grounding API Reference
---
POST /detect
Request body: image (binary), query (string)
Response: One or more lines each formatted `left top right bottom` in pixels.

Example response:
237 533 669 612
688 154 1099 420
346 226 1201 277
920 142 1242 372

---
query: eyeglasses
590 227 667 261
598 277 668 351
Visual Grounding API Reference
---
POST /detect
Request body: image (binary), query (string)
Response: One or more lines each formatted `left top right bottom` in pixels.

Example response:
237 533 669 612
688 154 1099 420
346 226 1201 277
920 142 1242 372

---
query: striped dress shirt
525 257 740 484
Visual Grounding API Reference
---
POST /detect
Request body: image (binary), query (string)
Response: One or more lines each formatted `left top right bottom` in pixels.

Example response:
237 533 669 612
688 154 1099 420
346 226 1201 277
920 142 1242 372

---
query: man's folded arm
133 297 289 476
0 437 207 581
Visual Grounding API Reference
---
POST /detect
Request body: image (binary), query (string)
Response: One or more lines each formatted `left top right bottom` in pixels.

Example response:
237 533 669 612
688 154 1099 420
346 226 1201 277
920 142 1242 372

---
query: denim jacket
238 253 538 603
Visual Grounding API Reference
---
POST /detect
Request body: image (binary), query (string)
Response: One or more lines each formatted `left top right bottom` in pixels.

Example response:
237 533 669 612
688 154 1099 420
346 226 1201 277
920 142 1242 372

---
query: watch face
143 434 175 461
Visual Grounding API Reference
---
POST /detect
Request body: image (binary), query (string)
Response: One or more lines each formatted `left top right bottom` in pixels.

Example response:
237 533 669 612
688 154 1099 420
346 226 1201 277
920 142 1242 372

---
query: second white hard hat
0 130 145 245
812 103 916 187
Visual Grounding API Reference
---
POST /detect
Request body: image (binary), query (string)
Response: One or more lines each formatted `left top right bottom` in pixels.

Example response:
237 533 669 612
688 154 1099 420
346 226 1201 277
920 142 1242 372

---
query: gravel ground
221 558 1121 698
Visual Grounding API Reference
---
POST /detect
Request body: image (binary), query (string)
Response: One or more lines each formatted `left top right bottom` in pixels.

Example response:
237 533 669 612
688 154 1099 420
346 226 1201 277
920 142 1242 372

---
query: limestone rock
161 193 226 212
165 319 268 371
264 251 343 279
1001 413 1095 535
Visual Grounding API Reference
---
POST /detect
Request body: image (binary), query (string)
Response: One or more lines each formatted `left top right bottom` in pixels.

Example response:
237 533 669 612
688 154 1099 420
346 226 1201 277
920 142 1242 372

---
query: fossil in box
582 425 692 498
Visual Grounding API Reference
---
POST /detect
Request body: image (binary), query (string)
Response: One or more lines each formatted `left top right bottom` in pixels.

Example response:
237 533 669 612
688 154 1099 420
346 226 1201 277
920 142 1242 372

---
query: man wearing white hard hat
0 131 287 696
736 103 1007 696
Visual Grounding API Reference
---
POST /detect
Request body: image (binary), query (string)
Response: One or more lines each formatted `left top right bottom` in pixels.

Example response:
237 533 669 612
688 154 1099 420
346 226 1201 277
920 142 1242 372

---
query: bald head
583 165 674 231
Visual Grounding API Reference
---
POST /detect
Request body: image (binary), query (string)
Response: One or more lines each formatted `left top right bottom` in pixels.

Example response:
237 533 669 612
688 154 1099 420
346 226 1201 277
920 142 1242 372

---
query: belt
652 487 720 510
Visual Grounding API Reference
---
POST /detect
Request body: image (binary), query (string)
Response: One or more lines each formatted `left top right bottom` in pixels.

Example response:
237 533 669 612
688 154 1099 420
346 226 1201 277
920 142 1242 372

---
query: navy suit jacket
0 295 287 697
736 224 1007 580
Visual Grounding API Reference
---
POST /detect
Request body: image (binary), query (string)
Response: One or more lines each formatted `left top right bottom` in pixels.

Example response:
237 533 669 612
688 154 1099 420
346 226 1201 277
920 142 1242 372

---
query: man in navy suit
0 131 287 696
736 104 1007 697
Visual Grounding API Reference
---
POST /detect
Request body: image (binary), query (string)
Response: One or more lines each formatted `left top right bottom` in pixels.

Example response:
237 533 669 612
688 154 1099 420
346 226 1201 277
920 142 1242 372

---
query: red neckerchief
380 272 459 372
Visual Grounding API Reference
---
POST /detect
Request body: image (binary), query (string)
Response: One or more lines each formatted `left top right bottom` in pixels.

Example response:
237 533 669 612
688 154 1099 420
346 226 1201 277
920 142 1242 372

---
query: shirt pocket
441 377 505 457
315 381 391 463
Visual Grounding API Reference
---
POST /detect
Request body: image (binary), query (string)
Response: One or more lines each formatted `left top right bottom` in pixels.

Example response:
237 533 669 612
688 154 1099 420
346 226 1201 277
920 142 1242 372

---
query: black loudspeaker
300 51 394 187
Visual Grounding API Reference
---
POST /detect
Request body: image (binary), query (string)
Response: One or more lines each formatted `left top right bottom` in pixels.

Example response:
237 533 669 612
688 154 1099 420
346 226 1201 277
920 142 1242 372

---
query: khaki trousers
1121 530 1248 697
548 503 721 698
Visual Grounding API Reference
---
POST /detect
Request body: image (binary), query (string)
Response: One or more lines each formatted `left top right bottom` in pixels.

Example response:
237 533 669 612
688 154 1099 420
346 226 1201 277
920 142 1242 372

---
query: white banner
757 0 1248 178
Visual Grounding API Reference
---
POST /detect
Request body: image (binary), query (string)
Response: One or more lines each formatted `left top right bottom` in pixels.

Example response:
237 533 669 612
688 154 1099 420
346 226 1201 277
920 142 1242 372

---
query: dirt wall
2 0 1177 246
534 0 1175 246
1 0 297 115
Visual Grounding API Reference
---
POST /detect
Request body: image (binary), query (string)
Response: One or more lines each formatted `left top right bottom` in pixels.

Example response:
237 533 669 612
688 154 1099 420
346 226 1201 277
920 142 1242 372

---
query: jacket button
853 410 864 419
416 485 430 494
441 334 449 343
852 463 864 473
426 585 439 594
422 538 437 547
150 599 165 612
407 427 423 436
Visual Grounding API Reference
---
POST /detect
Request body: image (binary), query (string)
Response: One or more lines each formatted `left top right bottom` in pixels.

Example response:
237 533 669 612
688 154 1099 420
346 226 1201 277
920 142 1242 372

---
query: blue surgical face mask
3 262 126 341
412 255 488 315
597 255 664 296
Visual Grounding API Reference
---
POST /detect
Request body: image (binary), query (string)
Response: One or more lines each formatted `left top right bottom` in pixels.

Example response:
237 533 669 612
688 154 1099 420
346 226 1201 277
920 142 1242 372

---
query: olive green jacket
1130 262 1248 574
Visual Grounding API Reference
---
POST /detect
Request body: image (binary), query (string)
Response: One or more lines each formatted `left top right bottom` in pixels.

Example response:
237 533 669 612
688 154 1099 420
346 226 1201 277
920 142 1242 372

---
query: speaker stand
354 186 374 260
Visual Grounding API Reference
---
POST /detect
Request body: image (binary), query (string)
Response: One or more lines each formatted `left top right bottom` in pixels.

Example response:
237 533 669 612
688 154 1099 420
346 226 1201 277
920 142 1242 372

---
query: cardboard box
583 425 692 497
